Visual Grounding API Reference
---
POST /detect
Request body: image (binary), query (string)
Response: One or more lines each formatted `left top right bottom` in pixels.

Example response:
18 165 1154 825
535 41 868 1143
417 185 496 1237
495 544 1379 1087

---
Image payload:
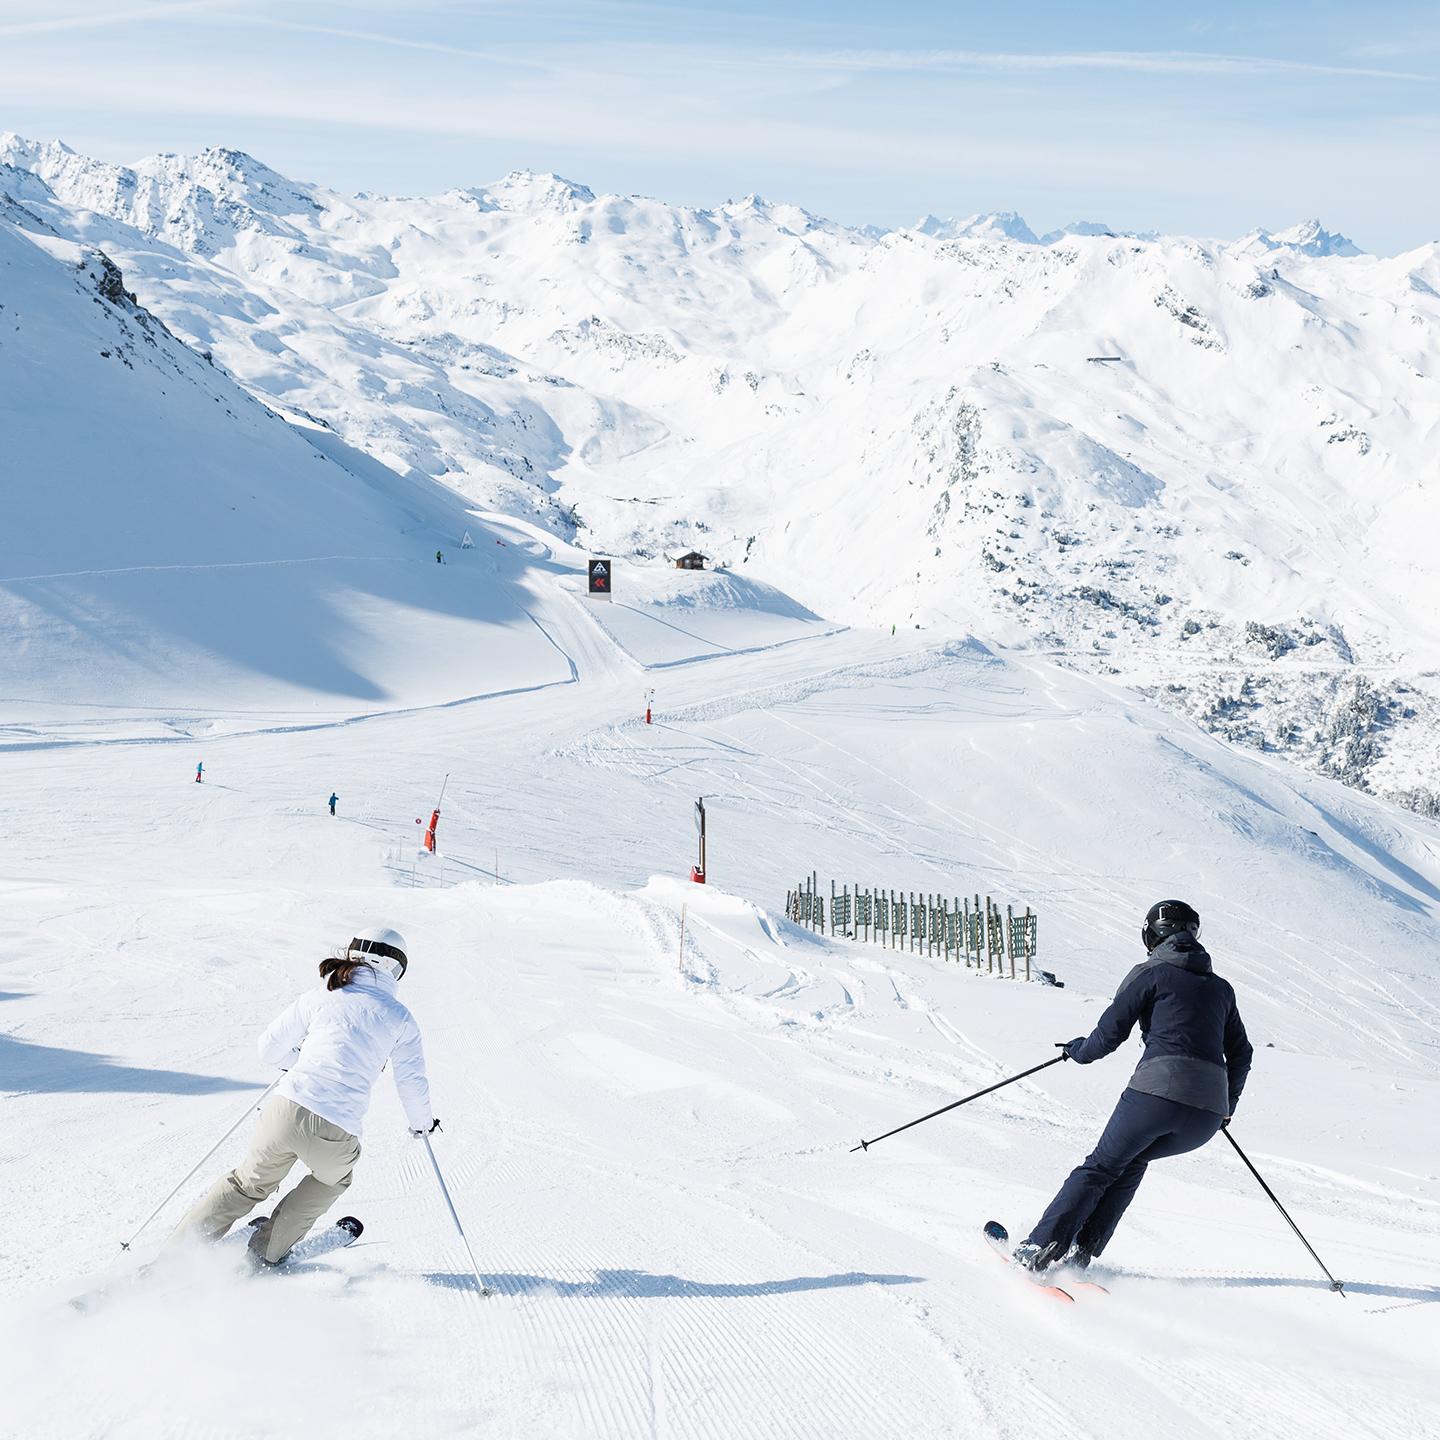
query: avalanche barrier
785 873 1039 980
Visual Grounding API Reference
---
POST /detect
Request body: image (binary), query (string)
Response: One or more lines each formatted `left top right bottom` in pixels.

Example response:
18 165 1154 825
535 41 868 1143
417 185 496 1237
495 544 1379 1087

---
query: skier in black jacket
1015 899 1252 1273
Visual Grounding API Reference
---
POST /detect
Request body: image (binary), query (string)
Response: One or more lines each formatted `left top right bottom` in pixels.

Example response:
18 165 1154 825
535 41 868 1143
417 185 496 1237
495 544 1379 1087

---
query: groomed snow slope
1 508 1437 1439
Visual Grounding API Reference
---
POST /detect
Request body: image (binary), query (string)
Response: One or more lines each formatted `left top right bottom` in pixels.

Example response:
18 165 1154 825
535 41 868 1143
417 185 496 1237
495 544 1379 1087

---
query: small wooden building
674 551 708 571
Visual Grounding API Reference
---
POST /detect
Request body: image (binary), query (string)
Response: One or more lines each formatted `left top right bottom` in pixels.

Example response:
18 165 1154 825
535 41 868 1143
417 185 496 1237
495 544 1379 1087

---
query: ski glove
410 1118 442 1137
1060 1036 1089 1062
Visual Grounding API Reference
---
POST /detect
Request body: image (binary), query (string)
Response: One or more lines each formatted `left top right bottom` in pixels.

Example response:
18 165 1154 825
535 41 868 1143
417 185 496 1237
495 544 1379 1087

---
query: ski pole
852 1053 1067 1153
421 1132 493 1296
1221 1127 1345 1295
119 1075 282 1251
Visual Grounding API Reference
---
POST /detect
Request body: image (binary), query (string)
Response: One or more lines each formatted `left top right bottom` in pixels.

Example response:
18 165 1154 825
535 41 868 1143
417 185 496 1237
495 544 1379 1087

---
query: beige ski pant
172 1095 361 1264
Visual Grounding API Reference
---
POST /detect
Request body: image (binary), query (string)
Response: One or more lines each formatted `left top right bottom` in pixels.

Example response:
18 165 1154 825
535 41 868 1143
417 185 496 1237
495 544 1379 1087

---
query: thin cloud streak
788 46 1433 84
0 59 1421 199
218 13 549 71
0 0 233 38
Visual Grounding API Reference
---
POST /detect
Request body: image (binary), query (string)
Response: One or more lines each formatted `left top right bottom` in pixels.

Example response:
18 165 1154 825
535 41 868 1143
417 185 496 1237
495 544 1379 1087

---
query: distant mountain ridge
1 133 1435 807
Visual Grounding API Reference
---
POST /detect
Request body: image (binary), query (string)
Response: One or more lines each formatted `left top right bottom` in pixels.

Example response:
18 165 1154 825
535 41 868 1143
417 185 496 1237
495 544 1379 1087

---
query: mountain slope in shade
0 181 568 715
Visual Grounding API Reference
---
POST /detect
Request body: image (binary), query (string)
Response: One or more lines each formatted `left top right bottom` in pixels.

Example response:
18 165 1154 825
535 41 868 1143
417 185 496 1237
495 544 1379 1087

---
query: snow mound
568 564 837 668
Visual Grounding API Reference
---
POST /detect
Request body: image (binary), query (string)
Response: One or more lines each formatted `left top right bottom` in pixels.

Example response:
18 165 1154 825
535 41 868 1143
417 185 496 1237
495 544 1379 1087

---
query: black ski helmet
1142 899 1200 952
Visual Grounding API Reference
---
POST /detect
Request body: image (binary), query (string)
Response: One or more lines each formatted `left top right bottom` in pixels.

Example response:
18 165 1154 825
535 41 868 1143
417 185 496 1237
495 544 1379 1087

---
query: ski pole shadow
0 1033 261 1096
1115 1270 1440 1306
421 1268 925 1299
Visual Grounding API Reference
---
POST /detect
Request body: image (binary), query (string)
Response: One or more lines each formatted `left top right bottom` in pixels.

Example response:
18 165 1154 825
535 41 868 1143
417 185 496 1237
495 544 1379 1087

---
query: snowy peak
471 169 597 212
720 192 847 239
0 131 135 218
135 145 326 219
0 157 57 212
0 132 328 255
1272 218 1364 257
1040 220 1117 243
915 210 1039 244
0 131 74 170
1237 218 1364 259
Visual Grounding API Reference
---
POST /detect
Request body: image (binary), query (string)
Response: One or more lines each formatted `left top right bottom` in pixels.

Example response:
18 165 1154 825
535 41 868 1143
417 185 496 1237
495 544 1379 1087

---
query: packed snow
1 136 1438 1440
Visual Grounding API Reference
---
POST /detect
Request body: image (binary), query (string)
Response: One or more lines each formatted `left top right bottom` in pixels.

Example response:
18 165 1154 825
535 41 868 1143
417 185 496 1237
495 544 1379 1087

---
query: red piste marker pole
422 773 449 855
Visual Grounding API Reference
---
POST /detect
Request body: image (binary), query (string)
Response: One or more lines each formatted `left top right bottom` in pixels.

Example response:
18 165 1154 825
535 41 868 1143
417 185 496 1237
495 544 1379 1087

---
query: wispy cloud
788 47 1433 84
0 0 233 38
215 13 542 70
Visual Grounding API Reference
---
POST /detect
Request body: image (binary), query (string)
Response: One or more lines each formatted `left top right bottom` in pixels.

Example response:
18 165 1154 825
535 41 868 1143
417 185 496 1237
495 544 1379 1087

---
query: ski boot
1012 1240 1060 1273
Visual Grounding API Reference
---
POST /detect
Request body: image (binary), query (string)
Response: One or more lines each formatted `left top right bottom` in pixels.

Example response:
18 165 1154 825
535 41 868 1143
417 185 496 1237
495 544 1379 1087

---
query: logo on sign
588 559 612 596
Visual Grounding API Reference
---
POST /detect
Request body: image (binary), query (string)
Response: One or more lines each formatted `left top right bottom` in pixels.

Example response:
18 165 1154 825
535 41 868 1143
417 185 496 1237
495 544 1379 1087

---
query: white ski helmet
347 925 409 980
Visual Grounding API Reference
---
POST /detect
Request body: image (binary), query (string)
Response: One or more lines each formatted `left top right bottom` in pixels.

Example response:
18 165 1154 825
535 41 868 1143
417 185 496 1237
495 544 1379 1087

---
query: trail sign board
588 558 612 598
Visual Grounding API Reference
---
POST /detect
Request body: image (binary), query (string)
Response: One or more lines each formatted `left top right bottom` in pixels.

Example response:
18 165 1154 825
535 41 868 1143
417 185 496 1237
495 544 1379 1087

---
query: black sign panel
587 558 612 595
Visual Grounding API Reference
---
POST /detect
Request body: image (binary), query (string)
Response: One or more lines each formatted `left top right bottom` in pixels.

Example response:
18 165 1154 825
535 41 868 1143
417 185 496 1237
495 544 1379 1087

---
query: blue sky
1 1 1436 251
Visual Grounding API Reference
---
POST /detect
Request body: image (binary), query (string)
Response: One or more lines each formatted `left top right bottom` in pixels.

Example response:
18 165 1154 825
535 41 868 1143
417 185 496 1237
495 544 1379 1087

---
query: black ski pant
1026 1088 1223 1262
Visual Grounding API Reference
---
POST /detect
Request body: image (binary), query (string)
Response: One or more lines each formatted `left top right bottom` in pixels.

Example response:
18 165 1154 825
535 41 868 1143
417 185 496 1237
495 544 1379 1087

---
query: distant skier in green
195 761 204 784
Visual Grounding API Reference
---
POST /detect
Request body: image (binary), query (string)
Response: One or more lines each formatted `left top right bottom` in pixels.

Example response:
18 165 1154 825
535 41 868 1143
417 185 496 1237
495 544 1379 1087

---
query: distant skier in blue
329 792 338 816
195 761 204 784
1014 900 1253 1274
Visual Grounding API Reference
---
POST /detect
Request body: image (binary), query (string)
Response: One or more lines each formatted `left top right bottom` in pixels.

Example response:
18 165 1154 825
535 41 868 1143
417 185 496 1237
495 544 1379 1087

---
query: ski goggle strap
1152 902 1200 937
348 936 408 978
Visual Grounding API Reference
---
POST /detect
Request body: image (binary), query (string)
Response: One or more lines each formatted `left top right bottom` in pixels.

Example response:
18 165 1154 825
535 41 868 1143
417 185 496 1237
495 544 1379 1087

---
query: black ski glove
1059 1036 1088 1062
410 1118 442 1137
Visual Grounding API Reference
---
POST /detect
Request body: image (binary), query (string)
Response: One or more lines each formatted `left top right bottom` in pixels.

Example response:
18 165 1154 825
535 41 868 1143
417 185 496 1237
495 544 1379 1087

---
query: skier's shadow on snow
1121 1271 1440 1306
0 1033 258 1095
423 1269 923 1299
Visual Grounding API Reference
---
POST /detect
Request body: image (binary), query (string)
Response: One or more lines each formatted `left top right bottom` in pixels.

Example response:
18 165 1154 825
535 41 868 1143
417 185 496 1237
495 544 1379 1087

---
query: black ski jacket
1068 934 1253 1116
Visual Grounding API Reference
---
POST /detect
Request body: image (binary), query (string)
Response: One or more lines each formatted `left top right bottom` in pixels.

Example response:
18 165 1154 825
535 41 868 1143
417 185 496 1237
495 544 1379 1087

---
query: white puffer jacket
258 964 432 1137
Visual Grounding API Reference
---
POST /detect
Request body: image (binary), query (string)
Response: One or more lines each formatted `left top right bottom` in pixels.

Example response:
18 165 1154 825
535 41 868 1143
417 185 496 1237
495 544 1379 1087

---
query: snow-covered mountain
1236 219 1365 259
3 137 1438 1440
0 166 570 716
916 210 1041 244
2 135 1436 806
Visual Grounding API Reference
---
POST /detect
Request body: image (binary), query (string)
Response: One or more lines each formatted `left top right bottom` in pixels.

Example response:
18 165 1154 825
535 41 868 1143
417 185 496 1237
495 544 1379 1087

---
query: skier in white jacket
172 925 437 1265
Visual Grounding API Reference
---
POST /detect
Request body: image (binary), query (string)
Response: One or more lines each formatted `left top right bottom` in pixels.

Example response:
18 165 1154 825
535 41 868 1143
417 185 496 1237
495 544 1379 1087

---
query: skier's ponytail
319 954 366 991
